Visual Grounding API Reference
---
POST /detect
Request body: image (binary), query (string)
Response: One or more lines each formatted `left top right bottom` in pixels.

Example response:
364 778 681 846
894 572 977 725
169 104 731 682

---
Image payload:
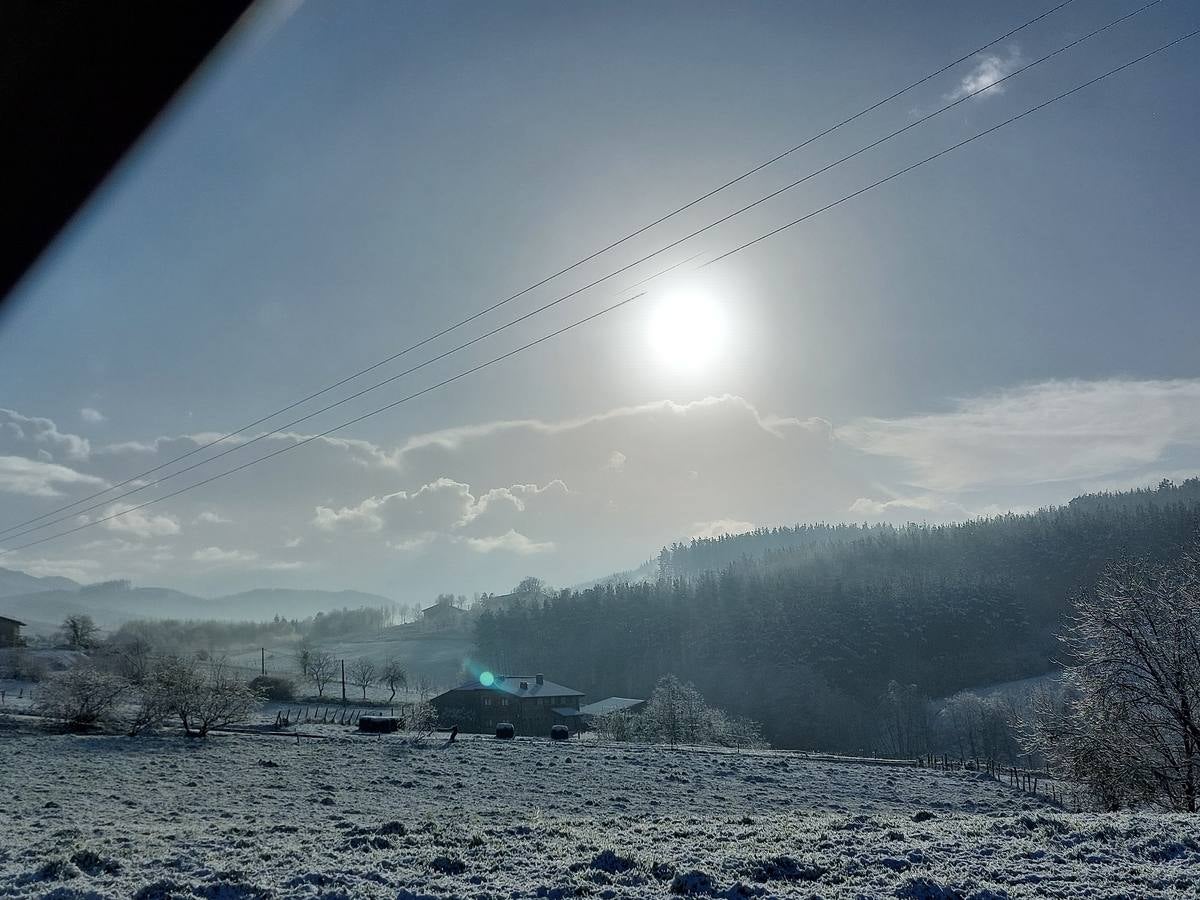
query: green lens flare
479 671 495 687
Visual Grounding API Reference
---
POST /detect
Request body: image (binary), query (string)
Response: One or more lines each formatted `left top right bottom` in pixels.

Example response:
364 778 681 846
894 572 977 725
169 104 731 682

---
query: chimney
535 673 544 685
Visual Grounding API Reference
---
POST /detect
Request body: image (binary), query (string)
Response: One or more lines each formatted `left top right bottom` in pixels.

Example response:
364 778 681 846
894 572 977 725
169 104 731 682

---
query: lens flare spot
479 671 495 687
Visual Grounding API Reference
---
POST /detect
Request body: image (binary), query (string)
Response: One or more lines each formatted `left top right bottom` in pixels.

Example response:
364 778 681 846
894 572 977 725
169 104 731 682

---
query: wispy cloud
463 530 554 555
948 46 1022 100
691 518 756 539
80 408 106 425
837 379 1200 492
192 546 258 564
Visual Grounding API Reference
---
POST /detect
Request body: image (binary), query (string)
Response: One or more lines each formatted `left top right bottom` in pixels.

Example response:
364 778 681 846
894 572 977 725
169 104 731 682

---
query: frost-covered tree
594 709 634 743
936 692 1019 766
59 614 100 650
155 657 259 738
37 665 127 729
1033 553 1200 811
407 701 438 741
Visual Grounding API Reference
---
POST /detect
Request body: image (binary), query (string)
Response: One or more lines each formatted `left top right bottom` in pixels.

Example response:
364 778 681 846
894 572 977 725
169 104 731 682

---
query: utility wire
0 0 1086 538
0 0 1161 544
0 255 701 543
4 23 1194 558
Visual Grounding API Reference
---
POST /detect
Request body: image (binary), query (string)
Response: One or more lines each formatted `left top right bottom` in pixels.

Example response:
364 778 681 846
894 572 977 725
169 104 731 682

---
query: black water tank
496 722 515 739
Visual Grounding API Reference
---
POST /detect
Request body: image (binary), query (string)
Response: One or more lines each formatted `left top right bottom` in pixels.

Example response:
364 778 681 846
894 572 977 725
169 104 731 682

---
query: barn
431 673 584 736
0 615 26 648
579 696 646 721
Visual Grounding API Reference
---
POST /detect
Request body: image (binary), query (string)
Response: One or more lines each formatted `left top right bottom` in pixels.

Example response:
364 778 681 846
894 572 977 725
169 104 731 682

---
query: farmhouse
421 599 469 630
472 592 524 614
431 673 584 736
0 615 26 648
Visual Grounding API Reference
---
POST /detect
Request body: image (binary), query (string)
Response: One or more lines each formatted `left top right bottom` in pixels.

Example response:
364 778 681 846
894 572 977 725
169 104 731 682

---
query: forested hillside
475 479 1200 751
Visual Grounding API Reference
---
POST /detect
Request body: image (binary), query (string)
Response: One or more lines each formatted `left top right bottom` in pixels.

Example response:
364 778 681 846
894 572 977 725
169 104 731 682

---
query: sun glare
647 286 727 373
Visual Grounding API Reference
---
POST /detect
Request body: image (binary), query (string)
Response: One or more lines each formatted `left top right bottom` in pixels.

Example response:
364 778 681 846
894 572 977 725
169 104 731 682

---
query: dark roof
0 616 26 627
579 697 645 716
552 707 584 717
438 674 584 699
422 603 466 615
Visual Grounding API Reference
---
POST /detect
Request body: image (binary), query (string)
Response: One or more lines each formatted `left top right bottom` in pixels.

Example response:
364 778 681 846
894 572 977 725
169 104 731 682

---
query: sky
1 0 1198 603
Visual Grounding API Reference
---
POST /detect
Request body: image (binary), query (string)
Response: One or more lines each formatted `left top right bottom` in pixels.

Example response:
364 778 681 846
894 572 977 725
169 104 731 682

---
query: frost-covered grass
0 725 1197 898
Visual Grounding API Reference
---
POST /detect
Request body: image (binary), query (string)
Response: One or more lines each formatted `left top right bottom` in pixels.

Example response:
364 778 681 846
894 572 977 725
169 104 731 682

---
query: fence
272 700 421 730
916 754 1068 807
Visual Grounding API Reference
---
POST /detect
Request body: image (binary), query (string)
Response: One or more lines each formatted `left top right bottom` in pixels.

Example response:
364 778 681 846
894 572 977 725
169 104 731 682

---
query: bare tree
348 657 377 700
59 614 100 650
382 658 407 703
1032 553 1200 811
309 651 337 698
295 641 314 679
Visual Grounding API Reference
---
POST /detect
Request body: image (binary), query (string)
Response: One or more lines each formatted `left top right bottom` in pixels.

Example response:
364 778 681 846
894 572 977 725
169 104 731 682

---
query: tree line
475 480 1200 754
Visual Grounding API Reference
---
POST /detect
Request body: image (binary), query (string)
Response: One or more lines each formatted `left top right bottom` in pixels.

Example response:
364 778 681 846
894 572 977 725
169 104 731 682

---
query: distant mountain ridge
0 575 395 632
0 566 80 598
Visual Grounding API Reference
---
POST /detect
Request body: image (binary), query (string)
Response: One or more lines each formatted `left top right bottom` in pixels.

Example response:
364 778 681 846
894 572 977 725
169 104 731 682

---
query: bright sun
647 287 727 373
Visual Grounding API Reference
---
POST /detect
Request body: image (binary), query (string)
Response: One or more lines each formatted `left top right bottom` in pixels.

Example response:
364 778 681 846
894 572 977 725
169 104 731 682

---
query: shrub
36 666 128 729
248 675 296 702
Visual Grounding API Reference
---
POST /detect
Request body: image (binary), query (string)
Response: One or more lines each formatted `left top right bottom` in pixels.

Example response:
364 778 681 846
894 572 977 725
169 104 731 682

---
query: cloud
0 408 90 461
948 47 1022 100
836 379 1200 492
80 408 106 424
604 450 627 472
463 529 554 555
691 518 756 539
192 546 258 564
395 395 828 457
848 495 969 519
0 455 108 498
195 511 232 525
100 504 181 539
313 477 568 555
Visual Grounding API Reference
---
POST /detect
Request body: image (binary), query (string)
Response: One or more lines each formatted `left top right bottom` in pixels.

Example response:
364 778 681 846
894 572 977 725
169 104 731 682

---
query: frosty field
1 726 1197 899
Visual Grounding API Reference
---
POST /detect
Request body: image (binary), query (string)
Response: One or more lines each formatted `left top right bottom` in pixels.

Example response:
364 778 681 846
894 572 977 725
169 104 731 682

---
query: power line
0 255 702 544
0 0 1085 539
0 1 1161 544
4 23 1194 557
